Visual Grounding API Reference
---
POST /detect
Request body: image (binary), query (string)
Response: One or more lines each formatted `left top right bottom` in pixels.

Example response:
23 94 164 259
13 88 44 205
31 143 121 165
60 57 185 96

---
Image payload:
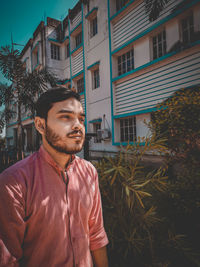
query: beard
45 123 84 155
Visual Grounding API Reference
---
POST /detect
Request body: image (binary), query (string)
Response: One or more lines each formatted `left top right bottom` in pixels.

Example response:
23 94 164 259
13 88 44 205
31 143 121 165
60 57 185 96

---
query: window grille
118 49 134 76
120 117 136 142
51 43 60 60
152 30 166 60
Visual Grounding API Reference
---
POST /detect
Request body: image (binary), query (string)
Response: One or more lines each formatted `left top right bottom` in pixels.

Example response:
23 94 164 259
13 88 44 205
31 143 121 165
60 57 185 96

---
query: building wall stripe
111 0 200 54
81 3 87 132
116 77 200 110
70 12 82 32
116 69 200 104
107 0 115 145
116 74 200 106
114 82 200 120
115 78 200 115
115 60 200 98
112 2 147 47
72 50 84 76
68 17 73 86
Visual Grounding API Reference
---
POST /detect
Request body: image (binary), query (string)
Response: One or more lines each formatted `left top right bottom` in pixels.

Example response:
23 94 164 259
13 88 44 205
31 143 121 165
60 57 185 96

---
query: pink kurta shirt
0 146 108 266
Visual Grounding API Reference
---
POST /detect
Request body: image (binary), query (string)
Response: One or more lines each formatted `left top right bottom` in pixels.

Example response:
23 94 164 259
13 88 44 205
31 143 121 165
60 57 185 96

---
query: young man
0 88 109 267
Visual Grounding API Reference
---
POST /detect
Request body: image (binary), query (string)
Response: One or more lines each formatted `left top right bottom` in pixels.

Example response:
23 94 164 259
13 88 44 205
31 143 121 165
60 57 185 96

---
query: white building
6 0 200 158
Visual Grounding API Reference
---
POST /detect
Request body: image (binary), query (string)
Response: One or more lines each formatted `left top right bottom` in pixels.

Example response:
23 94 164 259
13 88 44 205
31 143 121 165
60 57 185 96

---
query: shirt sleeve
88 168 109 251
0 170 26 266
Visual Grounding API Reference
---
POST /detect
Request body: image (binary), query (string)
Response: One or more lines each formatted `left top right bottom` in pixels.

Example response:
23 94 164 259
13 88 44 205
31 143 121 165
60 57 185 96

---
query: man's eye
60 115 70 119
80 118 85 123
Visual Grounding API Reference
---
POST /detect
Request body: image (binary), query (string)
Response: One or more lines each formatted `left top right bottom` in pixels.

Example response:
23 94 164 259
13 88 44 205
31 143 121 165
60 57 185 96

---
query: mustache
67 130 84 137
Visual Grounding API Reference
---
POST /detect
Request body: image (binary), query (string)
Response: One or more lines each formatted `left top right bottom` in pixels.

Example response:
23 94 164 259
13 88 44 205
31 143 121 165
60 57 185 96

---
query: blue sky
0 0 78 84
0 0 78 137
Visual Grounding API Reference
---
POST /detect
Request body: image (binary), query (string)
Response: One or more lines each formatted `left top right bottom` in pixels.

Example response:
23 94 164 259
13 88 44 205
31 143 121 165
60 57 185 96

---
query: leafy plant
0 46 57 158
95 136 168 266
145 0 169 21
149 87 200 162
96 132 200 266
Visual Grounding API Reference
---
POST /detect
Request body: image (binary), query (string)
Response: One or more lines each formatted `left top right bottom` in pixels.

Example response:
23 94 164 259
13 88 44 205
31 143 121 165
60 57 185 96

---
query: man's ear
34 117 46 135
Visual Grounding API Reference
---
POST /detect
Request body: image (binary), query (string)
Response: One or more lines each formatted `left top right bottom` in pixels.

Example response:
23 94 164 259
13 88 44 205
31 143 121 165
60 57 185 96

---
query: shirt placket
61 170 76 267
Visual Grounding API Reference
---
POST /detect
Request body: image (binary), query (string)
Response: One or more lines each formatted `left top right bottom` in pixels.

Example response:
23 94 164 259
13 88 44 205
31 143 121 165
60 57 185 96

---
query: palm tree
0 45 57 159
145 0 169 21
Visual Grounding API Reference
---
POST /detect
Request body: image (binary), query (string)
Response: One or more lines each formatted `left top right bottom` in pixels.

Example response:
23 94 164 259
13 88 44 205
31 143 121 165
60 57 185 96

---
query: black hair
35 87 81 120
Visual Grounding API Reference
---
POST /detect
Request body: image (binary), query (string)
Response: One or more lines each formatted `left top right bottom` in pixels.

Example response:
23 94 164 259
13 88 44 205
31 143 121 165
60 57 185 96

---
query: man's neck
42 140 72 170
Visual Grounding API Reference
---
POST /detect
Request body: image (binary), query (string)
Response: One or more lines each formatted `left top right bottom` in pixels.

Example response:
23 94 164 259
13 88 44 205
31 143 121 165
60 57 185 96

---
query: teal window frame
51 43 60 60
119 116 136 142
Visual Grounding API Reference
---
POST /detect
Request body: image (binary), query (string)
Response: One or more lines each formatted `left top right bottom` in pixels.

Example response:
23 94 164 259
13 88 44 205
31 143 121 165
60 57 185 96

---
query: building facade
6 0 200 158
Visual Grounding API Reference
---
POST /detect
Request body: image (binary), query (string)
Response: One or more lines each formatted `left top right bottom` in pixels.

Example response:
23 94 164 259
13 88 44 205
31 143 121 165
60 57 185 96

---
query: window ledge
48 36 69 45
70 22 82 36
89 118 102 123
113 141 145 146
87 61 100 71
110 0 135 22
71 43 83 55
72 70 84 80
85 7 98 20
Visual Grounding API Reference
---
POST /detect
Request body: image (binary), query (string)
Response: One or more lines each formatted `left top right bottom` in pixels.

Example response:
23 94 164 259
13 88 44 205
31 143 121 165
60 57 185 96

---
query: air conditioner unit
97 129 111 141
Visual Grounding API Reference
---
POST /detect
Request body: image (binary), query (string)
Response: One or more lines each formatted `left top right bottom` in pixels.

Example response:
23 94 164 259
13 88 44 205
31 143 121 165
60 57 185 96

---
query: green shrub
149 87 200 162
95 137 169 266
96 134 200 266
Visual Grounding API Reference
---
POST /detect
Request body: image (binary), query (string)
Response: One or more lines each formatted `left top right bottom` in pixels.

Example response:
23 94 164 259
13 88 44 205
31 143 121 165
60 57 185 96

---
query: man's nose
72 118 82 130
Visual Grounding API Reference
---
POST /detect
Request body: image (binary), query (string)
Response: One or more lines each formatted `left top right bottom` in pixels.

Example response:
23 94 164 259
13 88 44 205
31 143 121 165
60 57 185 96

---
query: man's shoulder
0 151 39 181
74 156 97 174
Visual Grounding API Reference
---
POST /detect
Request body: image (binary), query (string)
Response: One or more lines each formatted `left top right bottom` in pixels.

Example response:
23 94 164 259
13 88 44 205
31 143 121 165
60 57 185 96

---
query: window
152 30 166 60
75 32 82 48
90 17 98 38
65 43 70 59
116 0 129 11
93 69 100 89
51 43 60 60
120 117 136 142
181 14 194 44
87 1 90 13
118 49 134 76
77 77 84 93
32 45 39 69
94 123 101 143
23 60 28 72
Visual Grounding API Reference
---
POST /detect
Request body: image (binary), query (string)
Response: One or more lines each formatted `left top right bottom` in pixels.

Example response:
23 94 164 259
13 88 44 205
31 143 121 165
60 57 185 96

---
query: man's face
44 97 85 155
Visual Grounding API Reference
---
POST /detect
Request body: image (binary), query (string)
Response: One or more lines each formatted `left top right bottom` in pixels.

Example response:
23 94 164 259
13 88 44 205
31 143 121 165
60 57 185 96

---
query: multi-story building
6 0 200 158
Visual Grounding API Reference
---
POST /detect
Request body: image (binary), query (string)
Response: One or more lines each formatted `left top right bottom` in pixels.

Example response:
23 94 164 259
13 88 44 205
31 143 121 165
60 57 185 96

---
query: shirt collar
39 145 75 173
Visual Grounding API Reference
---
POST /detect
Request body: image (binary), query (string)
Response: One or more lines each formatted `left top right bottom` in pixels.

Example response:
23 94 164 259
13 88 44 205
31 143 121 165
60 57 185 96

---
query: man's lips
67 132 84 139
68 135 82 139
